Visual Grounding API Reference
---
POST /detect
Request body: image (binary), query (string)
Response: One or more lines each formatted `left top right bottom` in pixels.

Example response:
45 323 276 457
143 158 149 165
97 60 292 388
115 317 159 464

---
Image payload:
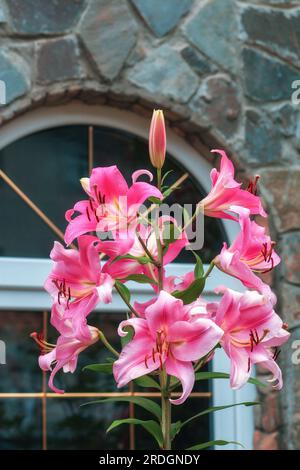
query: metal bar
0 392 211 398
42 311 48 451
0 169 66 244
88 126 94 176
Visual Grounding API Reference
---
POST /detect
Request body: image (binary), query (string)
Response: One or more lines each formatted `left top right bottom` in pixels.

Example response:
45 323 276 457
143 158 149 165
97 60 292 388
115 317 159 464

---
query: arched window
0 104 255 450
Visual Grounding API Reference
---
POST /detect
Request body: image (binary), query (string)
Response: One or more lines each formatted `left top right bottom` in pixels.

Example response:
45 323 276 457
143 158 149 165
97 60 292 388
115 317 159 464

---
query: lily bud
149 109 166 169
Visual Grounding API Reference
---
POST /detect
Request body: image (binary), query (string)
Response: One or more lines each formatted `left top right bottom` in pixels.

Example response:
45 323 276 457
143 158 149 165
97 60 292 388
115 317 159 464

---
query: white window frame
0 103 255 449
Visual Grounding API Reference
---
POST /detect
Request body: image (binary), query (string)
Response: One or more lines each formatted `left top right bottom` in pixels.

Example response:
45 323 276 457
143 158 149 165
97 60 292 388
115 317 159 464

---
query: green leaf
161 170 174 185
120 325 135 347
134 375 160 390
187 440 244 450
112 254 150 265
115 280 131 303
194 371 267 388
83 397 161 420
121 274 157 285
148 196 162 205
107 419 163 447
172 277 205 304
170 421 182 440
181 401 260 428
192 251 204 279
83 363 113 374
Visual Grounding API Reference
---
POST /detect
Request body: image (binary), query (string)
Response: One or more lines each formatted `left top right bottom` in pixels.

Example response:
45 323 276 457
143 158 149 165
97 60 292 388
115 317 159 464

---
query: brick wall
0 0 299 449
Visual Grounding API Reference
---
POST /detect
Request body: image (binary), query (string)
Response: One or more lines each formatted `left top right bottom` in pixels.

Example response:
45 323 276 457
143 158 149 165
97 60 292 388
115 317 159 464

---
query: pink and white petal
90 166 128 201
169 319 223 362
96 273 114 303
117 317 149 338
145 291 185 338
165 356 195 405
259 359 283 390
132 169 153 184
127 182 163 208
64 214 97 246
224 341 251 389
39 349 56 371
113 337 159 388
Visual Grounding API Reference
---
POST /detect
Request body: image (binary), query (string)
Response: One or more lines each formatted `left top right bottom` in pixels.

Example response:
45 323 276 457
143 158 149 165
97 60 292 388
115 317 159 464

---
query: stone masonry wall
0 0 299 450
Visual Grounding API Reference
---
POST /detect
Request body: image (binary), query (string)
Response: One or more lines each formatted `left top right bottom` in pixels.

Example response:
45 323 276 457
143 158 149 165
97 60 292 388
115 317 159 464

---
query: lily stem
114 282 139 317
160 367 172 450
98 330 119 358
156 168 171 450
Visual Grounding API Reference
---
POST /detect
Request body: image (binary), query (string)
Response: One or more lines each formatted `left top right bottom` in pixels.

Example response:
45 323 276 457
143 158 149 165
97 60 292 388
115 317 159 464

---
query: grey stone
80 0 137 81
244 109 281 165
0 52 29 104
182 0 238 71
273 104 297 138
131 0 194 37
190 75 240 138
128 45 199 103
6 0 86 35
181 46 217 76
243 48 299 102
36 37 84 84
280 232 300 285
241 7 300 64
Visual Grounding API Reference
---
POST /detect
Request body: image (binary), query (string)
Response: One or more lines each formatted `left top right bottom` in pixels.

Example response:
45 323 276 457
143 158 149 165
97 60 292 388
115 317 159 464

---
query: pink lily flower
104 220 188 282
64 166 163 248
149 109 166 169
44 236 114 340
199 150 266 220
213 287 290 390
113 291 223 404
214 209 280 295
31 323 99 394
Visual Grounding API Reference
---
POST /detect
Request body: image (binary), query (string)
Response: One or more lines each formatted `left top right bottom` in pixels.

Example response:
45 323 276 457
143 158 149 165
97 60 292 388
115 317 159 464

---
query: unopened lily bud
149 109 166 169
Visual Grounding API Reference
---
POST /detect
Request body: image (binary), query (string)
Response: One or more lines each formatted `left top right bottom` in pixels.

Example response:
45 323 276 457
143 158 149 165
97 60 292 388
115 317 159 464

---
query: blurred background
0 0 299 451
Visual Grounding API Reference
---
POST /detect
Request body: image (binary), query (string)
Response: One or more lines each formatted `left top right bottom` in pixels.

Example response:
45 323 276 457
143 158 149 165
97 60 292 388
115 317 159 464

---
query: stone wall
0 0 299 450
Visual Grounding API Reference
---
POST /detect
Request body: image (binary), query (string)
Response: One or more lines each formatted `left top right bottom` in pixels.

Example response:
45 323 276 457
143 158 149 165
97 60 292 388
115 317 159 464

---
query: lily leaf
172 277 205 304
115 280 131 303
121 274 157 285
83 363 113 374
181 401 260 428
187 440 244 450
170 421 182 440
107 419 163 448
192 251 204 279
111 254 150 265
194 371 267 388
83 397 161 420
134 375 160 390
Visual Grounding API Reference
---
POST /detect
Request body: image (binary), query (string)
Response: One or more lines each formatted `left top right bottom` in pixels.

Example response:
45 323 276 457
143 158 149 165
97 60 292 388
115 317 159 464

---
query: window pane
46 399 129 450
0 399 42 450
0 125 226 260
0 311 42 393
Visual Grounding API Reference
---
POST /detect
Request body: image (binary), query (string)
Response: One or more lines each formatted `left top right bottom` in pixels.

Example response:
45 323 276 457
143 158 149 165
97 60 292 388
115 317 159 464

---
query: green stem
98 330 119 358
204 261 215 279
114 282 139 317
160 368 172 450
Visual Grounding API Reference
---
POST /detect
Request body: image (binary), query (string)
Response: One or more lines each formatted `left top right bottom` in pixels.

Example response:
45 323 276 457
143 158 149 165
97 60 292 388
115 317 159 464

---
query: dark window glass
0 311 43 393
0 126 226 261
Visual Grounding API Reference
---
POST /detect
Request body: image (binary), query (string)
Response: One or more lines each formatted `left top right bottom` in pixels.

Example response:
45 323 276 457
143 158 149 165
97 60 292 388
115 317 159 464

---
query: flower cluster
32 110 289 413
